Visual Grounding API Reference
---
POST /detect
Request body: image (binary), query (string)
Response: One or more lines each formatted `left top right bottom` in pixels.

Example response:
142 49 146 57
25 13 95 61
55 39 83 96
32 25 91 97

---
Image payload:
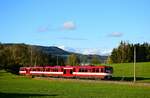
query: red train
19 65 113 79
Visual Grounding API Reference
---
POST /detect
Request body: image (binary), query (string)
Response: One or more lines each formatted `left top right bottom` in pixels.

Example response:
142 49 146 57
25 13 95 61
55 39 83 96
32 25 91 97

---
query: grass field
111 62 150 82
0 69 150 98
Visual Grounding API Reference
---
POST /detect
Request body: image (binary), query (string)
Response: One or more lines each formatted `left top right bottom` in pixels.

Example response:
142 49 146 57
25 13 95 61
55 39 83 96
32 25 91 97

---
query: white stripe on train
19 71 26 73
20 71 112 76
73 72 112 76
30 71 63 74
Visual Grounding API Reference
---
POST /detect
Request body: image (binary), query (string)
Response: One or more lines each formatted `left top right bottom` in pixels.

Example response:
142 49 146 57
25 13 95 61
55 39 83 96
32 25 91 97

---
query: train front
104 66 113 79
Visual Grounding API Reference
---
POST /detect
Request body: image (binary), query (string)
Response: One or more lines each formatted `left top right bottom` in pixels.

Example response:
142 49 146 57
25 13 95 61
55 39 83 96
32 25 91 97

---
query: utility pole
30 46 33 66
134 45 136 83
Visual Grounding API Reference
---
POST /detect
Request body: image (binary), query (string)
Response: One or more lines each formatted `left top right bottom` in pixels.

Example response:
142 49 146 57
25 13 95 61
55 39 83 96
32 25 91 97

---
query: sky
0 0 150 55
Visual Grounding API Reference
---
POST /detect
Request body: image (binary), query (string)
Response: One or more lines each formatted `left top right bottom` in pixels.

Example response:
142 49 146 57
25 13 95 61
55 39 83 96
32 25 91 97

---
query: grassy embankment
111 62 150 82
0 67 150 98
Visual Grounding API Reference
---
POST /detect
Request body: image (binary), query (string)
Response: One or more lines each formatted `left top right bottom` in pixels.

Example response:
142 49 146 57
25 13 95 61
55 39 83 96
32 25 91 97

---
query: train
19 65 113 79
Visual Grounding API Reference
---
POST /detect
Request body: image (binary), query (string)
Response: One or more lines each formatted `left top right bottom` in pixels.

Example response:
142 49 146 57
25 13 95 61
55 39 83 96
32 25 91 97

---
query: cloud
81 48 100 55
37 20 76 32
108 32 123 37
37 26 49 32
63 21 76 30
59 37 87 40
100 49 112 56
81 48 112 56
57 46 112 56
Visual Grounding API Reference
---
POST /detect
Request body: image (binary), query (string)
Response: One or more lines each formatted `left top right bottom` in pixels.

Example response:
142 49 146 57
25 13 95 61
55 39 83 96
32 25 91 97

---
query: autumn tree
67 54 80 66
91 55 101 65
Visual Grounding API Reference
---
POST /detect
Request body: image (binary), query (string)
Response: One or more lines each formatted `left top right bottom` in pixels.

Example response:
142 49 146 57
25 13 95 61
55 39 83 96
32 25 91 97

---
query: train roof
20 65 112 69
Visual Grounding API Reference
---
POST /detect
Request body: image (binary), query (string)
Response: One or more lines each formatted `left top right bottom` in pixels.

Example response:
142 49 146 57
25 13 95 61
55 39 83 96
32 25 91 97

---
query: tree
110 41 150 63
67 54 80 66
106 56 113 64
91 55 101 65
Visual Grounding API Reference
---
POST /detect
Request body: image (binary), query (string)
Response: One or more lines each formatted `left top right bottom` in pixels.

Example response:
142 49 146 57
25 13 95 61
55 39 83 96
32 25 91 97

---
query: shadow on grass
0 92 58 98
111 77 150 81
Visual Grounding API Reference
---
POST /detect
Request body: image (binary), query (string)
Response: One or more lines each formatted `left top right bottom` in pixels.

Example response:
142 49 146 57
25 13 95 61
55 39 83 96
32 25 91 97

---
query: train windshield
105 67 113 73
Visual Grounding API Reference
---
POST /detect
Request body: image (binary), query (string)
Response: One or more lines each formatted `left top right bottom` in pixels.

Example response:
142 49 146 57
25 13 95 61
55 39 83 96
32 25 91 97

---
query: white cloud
63 21 76 30
82 48 112 56
37 20 76 32
100 49 112 56
82 49 100 55
57 45 112 56
109 32 123 37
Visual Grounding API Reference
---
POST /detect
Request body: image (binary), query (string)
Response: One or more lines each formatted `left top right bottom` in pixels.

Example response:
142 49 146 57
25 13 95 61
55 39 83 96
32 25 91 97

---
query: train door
26 68 30 75
63 67 73 77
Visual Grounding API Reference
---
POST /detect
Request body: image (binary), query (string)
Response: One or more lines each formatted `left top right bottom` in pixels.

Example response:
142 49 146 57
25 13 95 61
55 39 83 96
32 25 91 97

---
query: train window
101 68 104 72
45 68 47 71
46 68 50 71
54 68 58 72
40 68 43 71
96 68 99 72
83 68 85 72
64 69 66 74
88 69 91 72
105 67 113 73
73 68 76 72
79 68 82 72
92 68 95 72
40 68 42 71
79 68 85 72
51 68 54 72
61 68 63 72
84 68 87 72
33 68 36 71
70 70 73 74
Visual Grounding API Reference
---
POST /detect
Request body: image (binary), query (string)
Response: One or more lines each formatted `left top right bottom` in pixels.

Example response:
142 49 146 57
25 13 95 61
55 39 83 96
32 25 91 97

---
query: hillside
111 62 150 82
0 43 107 64
30 45 108 63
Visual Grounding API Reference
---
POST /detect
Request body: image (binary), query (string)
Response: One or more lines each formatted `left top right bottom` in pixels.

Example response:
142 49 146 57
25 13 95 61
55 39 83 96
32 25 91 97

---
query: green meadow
111 62 150 82
0 61 150 98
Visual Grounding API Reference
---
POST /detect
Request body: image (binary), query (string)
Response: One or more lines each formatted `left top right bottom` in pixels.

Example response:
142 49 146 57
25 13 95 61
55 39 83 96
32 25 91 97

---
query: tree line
1 41 149 74
107 41 150 63
0 43 66 73
0 43 101 74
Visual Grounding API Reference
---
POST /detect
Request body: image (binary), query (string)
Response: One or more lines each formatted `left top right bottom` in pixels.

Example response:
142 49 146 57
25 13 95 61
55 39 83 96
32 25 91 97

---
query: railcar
19 65 113 79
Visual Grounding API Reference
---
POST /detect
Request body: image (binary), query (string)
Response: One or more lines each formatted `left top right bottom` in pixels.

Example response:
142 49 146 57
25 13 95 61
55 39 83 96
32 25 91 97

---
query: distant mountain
32 45 71 56
1 43 108 63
